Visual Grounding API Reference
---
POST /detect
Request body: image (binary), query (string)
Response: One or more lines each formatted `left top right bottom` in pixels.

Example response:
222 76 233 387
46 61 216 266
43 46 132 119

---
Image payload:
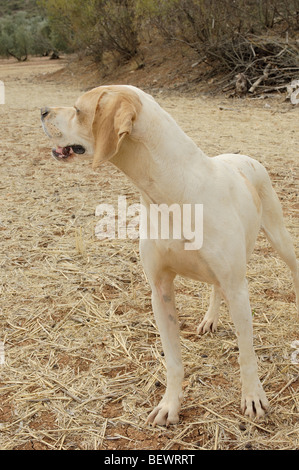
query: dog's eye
74 106 80 114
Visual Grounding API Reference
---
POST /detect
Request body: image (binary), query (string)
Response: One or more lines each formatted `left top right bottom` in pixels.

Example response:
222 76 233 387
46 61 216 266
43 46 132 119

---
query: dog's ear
92 91 139 169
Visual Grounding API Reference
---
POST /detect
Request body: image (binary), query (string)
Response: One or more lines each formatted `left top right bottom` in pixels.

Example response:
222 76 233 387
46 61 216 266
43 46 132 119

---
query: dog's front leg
146 273 184 426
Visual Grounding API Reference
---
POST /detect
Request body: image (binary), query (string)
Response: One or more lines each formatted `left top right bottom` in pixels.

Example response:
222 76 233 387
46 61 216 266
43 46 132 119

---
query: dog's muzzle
40 108 86 160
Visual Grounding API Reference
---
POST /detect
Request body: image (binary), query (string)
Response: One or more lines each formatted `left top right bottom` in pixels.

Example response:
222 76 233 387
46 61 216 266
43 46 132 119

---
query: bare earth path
0 57 298 450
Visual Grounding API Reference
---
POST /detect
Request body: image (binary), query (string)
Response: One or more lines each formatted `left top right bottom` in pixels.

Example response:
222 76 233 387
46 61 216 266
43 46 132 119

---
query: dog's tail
259 167 299 313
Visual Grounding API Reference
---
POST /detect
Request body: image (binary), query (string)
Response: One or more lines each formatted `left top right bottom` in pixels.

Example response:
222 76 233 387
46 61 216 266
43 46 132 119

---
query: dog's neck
110 100 213 205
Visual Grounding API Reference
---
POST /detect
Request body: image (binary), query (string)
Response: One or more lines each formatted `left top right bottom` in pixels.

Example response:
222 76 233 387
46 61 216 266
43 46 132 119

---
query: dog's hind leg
225 279 269 418
260 183 299 313
197 285 222 334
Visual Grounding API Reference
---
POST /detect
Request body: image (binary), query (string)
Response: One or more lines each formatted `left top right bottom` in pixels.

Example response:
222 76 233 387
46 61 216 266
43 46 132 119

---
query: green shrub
0 11 53 60
38 0 139 62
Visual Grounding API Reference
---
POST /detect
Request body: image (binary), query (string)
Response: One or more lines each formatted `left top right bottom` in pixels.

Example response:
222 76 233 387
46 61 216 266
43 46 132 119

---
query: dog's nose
41 107 50 119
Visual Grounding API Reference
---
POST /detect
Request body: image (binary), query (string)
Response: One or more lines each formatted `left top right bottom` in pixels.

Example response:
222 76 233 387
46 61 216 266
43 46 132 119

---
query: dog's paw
241 386 269 419
197 317 218 334
146 400 181 427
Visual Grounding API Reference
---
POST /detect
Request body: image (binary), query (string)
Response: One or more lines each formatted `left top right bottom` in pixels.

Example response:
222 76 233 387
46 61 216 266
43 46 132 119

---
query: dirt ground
0 56 298 450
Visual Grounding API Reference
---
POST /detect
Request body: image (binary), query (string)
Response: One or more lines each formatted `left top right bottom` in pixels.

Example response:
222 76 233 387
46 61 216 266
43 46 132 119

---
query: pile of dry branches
211 35 299 96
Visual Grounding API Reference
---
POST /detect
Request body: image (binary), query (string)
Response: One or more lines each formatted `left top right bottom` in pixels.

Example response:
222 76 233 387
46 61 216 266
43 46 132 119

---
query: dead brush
210 34 299 94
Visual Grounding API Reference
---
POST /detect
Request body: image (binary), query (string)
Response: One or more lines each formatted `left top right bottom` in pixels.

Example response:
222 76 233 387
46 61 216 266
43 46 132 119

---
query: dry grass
0 57 298 450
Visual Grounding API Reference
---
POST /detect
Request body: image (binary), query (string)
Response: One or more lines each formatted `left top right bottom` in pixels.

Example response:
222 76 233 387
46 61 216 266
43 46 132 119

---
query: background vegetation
0 0 298 85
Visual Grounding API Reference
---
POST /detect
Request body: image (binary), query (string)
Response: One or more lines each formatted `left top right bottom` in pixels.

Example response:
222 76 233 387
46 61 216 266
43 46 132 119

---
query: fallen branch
249 63 271 93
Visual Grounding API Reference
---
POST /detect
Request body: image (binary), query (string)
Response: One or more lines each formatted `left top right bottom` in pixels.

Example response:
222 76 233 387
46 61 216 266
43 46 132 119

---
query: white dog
41 85 299 426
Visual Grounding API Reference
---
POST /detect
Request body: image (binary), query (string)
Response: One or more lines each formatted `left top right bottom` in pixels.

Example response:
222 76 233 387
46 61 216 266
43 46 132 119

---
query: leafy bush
38 0 97 54
39 0 139 62
91 0 139 62
0 0 40 17
0 12 53 60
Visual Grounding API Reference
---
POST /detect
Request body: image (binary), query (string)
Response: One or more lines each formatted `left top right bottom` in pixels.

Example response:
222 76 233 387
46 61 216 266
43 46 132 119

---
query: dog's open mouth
52 145 86 160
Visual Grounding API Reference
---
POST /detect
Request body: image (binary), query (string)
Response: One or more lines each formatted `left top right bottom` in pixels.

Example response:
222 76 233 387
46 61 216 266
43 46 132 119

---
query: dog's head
41 85 142 169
